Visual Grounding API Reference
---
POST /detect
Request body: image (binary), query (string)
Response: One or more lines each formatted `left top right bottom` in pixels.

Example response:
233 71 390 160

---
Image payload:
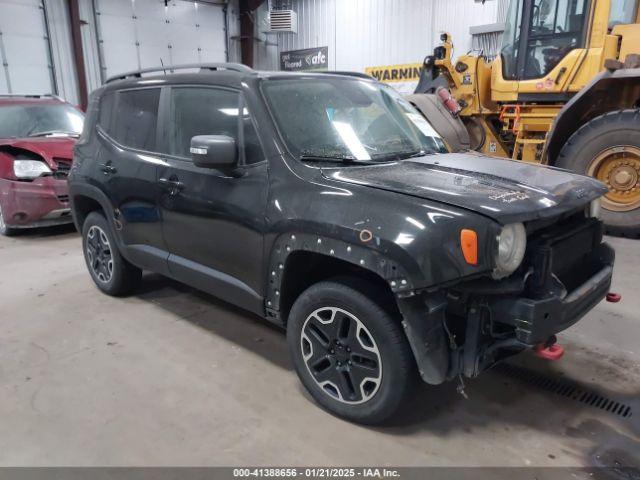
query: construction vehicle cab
414 0 640 237
496 0 638 97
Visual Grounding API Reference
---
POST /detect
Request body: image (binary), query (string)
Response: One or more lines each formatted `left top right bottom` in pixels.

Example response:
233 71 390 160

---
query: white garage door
0 0 54 94
95 0 227 81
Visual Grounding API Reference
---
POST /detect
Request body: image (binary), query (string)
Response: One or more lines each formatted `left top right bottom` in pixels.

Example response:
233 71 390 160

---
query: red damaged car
0 95 84 236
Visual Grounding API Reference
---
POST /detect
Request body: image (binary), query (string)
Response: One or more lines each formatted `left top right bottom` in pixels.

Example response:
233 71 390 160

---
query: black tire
556 109 640 238
287 278 414 424
82 211 142 296
0 204 15 237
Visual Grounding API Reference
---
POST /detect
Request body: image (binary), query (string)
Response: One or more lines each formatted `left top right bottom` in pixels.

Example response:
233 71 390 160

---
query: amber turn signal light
460 229 478 265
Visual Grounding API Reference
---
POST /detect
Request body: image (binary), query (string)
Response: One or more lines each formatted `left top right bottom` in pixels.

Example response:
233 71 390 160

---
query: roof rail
316 71 374 80
0 93 58 98
105 63 253 84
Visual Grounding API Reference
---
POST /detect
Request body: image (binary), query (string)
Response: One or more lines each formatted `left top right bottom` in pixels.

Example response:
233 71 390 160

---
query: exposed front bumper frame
489 243 615 345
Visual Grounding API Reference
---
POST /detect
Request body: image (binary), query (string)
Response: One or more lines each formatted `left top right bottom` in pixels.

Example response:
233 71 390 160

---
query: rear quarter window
111 88 161 152
97 91 115 131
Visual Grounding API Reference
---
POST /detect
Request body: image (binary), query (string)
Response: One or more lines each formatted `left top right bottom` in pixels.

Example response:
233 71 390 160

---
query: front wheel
557 109 640 238
287 279 414 424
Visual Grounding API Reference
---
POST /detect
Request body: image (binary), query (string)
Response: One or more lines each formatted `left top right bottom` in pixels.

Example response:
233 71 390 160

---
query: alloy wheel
300 306 382 404
86 225 114 283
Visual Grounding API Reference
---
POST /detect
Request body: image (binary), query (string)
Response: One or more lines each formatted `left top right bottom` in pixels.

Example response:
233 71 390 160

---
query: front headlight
588 198 601 218
13 159 52 179
493 222 526 279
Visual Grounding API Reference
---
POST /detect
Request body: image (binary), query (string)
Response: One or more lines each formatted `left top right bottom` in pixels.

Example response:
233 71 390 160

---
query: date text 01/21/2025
232 468 400 478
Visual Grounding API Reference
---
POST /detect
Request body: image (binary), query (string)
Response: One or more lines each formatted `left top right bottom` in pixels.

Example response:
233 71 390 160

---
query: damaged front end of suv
325 155 616 390
401 207 614 388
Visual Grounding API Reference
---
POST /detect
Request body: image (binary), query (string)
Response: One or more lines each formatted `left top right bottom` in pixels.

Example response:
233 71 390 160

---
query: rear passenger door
157 86 269 314
95 87 168 273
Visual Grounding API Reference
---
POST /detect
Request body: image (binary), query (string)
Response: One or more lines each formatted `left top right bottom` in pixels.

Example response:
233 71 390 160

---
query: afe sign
280 47 329 71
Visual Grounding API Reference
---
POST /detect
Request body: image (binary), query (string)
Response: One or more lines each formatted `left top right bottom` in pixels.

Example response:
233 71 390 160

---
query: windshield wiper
28 130 80 138
402 150 427 159
370 150 426 162
299 154 363 164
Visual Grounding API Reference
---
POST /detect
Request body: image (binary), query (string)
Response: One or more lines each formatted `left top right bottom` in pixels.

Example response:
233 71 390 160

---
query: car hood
0 137 76 169
321 151 608 224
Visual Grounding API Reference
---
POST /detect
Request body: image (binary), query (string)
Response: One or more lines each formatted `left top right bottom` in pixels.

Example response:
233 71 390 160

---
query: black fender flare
69 183 116 230
265 231 416 315
265 231 451 385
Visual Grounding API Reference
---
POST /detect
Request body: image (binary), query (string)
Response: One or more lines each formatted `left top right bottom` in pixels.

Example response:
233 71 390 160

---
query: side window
168 87 240 158
241 109 265 165
97 91 114 132
112 89 160 151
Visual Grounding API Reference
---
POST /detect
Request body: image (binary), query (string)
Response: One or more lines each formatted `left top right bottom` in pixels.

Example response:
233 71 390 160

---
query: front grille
53 158 72 179
57 195 69 204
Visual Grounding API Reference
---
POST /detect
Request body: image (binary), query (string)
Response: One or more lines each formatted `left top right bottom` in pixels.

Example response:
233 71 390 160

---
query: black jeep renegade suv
70 63 615 424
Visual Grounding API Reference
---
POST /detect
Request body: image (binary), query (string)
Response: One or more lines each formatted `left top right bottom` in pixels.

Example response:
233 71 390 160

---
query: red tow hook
606 292 622 303
534 343 565 361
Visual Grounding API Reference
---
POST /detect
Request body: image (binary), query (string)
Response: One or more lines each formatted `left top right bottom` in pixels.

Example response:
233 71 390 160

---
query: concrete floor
0 226 638 467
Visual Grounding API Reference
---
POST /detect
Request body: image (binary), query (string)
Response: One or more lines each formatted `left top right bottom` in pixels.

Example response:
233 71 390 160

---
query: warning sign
365 63 422 82
364 63 422 94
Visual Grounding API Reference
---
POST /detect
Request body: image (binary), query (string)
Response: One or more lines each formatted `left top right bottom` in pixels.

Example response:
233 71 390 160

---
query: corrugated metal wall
78 0 104 94
430 0 500 56
471 0 510 59
2 0 232 103
333 0 434 71
255 0 504 71
44 0 80 104
3 0 507 101
0 0 78 100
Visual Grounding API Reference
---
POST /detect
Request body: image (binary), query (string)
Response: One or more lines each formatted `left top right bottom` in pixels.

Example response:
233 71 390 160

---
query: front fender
266 180 499 307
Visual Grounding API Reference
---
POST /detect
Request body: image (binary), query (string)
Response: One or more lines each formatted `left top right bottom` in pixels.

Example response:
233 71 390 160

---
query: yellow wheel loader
411 0 640 237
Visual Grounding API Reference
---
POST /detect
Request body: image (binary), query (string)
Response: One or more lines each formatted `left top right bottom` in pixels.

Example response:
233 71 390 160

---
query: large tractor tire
557 109 640 238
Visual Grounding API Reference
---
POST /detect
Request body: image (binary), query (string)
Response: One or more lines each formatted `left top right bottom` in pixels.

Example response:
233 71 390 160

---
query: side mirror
190 135 237 169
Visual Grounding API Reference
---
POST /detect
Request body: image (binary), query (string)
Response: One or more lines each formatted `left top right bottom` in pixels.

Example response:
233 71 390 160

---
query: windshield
0 103 84 138
262 77 447 163
501 0 523 80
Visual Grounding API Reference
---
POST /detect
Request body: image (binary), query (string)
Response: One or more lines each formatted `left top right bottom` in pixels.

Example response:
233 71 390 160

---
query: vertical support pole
92 0 106 84
223 3 229 62
41 0 59 96
239 0 265 67
0 29 12 93
67 0 89 109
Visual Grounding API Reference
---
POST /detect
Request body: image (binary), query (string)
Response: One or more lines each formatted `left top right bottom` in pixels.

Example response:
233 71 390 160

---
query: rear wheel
286 279 414 424
557 110 640 237
82 211 142 296
0 204 15 237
